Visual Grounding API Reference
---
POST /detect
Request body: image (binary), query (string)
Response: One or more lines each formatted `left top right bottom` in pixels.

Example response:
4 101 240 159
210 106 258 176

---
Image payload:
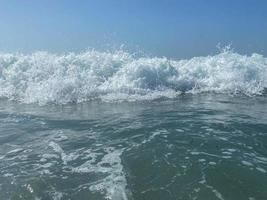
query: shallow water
0 94 267 200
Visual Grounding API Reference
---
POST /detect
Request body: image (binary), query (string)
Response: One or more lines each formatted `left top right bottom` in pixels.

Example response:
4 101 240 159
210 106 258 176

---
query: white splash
0 49 266 104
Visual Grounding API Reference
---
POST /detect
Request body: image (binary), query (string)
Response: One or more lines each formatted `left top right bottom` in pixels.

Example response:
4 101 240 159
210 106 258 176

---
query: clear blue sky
0 0 266 58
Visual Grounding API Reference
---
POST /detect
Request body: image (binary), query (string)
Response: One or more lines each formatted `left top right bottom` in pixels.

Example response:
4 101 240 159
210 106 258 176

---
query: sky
0 0 267 58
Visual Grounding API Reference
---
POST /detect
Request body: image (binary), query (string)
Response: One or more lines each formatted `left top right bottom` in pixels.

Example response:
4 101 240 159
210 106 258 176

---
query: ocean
0 50 267 200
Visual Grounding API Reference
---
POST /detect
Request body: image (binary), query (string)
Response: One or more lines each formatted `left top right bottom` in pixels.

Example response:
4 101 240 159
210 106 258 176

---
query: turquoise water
0 94 267 200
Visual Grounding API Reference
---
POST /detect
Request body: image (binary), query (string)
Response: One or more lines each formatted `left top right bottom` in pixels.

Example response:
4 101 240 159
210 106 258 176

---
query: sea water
0 50 267 200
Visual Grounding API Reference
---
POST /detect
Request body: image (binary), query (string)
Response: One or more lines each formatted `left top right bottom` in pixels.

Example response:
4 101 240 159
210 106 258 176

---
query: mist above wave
0 49 266 104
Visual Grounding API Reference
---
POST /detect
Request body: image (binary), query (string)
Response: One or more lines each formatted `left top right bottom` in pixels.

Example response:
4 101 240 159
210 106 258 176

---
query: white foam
25 184 34 193
222 151 232 155
0 50 266 104
191 152 200 155
48 141 78 164
7 148 24 155
227 149 236 152
255 156 267 164
73 147 128 200
3 173 13 177
199 173 225 200
176 129 185 132
241 161 254 167
52 191 63 200
42 153 59 159
256 167 266 173
208 162 217 165
141 129 167 145
222 156 232 159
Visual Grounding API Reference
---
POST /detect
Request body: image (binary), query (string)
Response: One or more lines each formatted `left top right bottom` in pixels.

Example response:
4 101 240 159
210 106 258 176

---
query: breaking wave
0 49 266 104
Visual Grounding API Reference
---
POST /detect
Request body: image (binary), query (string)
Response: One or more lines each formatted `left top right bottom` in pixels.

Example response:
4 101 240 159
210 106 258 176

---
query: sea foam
0 49 266 104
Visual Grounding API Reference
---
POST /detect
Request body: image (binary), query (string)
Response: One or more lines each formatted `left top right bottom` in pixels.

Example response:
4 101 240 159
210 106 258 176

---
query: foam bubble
241 161 254 167
73 147 128 200
7 148 24 155
208 162 217 165
48 141 78 164
256 167 266 173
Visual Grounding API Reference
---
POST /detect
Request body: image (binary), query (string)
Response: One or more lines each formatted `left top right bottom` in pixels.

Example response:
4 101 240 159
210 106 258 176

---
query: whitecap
0 50 266 105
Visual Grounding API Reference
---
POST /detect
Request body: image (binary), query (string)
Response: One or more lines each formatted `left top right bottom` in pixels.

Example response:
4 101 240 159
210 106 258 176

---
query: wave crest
0 50 266 104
